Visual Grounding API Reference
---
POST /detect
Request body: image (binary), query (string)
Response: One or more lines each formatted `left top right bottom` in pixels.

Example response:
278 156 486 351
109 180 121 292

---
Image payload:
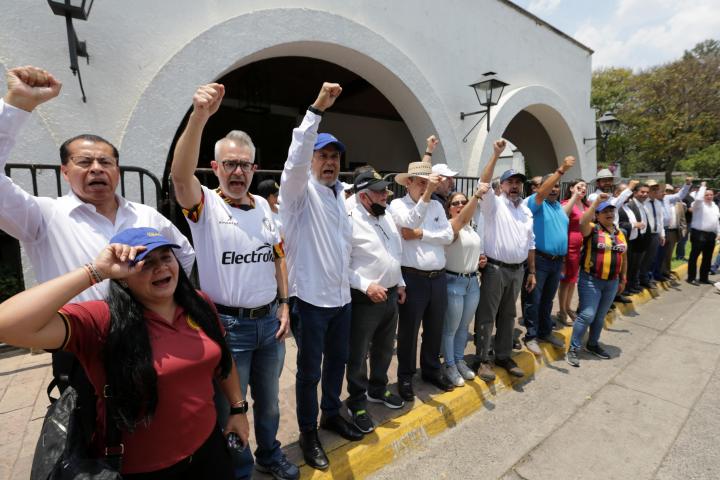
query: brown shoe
495 357 525 378
476 362 496 382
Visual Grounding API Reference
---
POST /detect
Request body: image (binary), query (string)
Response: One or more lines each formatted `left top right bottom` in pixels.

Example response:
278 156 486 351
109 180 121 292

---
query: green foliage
679 143 720 183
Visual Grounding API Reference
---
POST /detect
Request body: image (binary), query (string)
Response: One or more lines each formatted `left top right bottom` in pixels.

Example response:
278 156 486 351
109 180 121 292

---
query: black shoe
348 408 375 433
320 414 364 441
512 338 522 351
398 379 415 401
626 287 641 294
615 295 632 304
699 279 713 285
367 390 405 409
421 372 455 392
610 303 617 310
256 455 300 480
494 357 525 377
585 343 611 359
299 430 329 471
687 279 700 286
640 282 656 289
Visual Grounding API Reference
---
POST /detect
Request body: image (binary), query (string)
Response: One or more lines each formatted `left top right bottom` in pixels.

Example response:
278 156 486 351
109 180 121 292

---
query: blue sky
511 0 720 70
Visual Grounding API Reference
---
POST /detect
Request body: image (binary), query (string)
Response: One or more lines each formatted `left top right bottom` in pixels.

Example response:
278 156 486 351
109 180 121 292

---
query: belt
401 267 445 279
486 257 524 270
535 250 565 261
215 300 276 319
665 228 678 231
446 270 478 277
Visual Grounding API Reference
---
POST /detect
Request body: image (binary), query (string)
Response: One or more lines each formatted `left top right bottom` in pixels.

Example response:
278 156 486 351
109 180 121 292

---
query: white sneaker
525 338 542 356
456 360 476 380
714 281 720 293
444 363 465 387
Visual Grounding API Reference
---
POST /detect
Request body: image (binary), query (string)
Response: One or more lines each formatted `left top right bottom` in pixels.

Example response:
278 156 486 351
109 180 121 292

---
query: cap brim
366 180 391 191
134 242 181 262
502 174 527 183
394 173 430 187
314 139 346 153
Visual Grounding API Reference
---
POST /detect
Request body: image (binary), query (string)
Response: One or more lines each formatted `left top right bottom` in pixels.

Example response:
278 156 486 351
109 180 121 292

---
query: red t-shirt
59 298 223 474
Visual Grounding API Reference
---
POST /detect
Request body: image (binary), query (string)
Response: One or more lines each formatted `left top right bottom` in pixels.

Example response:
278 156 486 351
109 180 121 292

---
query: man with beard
279 83 362 471
473 139 536 381
170 83 297 480
345 169 407 434
588 169 634 225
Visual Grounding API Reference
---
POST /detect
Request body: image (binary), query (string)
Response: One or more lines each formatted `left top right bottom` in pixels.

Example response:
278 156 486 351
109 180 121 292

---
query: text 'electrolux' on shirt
221 243 274 265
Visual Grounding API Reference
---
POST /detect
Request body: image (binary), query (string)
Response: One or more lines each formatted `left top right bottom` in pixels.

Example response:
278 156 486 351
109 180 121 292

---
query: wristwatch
278 297 290 305
230 400 249 415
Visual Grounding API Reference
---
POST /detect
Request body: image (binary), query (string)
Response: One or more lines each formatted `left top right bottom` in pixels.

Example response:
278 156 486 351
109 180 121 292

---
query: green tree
679 143 720 183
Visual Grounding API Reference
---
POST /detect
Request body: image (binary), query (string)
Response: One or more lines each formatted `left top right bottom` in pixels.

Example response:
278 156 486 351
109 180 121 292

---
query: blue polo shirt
527 193 568 256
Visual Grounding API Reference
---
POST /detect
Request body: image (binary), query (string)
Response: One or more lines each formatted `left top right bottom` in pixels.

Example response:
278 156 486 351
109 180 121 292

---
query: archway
503 110 558 178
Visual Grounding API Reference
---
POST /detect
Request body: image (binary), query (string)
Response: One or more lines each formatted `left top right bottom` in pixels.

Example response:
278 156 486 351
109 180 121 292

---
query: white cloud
574 0 720 69
527 0 563 14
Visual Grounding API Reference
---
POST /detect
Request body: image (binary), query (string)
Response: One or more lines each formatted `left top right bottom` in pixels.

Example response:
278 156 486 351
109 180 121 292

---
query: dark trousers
346 288 399 410
627 240 646 290
662 228 680 276
397 270 447 380
123 427 233 479
291 298 351 432
640 233 660 284
524 255 563 341
676 231 689 259
688 229 717 282
475 262 524 362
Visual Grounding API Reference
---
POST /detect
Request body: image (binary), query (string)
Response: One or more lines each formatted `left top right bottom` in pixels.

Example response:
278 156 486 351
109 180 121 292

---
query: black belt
665 228 678 231
215 300 276 319
446 270 478 277
486 257 524 270
401 267 445 279
535 250 565 261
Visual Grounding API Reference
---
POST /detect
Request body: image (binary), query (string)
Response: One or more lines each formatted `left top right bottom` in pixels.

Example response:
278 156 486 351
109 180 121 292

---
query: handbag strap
102 385 124 470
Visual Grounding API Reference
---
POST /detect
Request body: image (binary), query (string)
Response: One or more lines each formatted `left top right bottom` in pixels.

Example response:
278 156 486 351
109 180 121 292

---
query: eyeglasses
450 200 468 207
221 160 256 173
69 155 117 169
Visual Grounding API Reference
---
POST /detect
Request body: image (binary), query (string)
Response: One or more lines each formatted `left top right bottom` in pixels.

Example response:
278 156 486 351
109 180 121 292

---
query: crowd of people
0 66 719 480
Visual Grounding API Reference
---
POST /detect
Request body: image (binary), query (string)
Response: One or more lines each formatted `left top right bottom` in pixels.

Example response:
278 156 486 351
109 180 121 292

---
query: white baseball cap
431 163 458 177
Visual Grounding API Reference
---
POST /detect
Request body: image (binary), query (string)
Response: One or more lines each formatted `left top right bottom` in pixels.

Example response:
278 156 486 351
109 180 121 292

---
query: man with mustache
0 65 194 399
170 83 297 480
279 83 362 471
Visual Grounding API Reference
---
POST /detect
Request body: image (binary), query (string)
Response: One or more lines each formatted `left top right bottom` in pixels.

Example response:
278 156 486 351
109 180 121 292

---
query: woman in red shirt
557 179 589 325
0 227 249 478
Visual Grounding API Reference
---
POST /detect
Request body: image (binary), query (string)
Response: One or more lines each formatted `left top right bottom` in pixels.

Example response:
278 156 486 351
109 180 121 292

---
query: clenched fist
426 135 439 152
561 156 576 171
4 66 62 112
192 83 225 121
493 139 507 156
312 83 342 112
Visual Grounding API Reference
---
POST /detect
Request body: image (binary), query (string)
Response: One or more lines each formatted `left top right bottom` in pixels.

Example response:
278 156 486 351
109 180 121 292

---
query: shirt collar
215 188 255 209
59 189 128 215
309 174 343 196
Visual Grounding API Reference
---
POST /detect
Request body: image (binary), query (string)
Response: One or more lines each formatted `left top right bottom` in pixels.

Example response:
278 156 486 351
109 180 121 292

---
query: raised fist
192 83 225 120
628 179 640 190
597 192 610 203
4 66 62 112
493 139 507 156
312 83 342 112
425 173 441 193
561 155 576 171
475 182 490 198
685 176 693 184
426 135 439 152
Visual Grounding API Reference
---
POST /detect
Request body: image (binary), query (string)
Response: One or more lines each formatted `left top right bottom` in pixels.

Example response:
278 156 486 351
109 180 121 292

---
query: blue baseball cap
596 201 616 212
109 227 180 262
500 169 527 183
314 133 346 153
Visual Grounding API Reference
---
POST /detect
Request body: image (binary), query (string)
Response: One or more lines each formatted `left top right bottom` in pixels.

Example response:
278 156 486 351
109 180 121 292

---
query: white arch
466 85 594 180
119 8 456 178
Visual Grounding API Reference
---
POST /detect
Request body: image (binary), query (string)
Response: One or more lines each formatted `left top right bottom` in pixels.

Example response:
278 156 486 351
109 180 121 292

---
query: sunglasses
450 200 468 207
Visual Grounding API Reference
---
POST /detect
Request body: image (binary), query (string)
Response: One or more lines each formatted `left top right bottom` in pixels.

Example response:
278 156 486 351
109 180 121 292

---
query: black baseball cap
256 179 279 198
354 170 390 192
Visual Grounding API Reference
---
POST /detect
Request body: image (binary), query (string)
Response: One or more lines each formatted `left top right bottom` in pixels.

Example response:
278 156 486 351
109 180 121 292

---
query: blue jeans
441 273 480 365
570 271 619 350
524 255 563 340
712 252 720 272
216 304 286 478
291 298 351 432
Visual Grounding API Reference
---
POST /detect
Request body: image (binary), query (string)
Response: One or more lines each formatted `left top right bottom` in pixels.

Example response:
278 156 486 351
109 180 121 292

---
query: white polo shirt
691 186 720 234
479 192 535 264
279 110 352 308
185 186 280 308
0 100 195 302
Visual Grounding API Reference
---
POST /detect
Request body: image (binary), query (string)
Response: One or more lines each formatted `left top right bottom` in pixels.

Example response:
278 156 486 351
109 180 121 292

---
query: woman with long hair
566 194 627 367
440 184 489 386
0 227 249 478
557 179 588 325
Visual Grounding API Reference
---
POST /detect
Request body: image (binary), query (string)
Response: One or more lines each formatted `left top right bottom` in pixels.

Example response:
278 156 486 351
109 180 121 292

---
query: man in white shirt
639 180 665 288
278 83 361 471
658 178 692 280
345 170 407 434
169 83 297 480
389 161 454 400
473 139 536 382
0 66 194 395
621 184 651 294
687 182 720 285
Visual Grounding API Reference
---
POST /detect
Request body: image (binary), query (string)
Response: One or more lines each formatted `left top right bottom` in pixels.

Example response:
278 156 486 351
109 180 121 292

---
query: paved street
371 282 720 480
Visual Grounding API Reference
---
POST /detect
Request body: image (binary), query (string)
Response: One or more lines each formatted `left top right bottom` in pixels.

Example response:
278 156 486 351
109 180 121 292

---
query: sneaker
476 361 496 382
538 334 565 349
256 454 300 480
367 390 404 409
525 338 542 356
443 363 465 387
566 348 580 367
347 408 375 434
495 357 525 377
585 343 611 359
456 360 476 380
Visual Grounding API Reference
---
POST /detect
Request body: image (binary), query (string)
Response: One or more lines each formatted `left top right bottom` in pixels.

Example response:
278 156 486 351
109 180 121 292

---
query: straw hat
395 162 433 187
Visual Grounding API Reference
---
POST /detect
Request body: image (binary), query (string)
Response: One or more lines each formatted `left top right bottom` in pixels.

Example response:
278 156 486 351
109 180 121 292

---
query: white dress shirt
0 100 195 302
690 186 720 234
389 195 453 270
625 198 649 241
643 198 665 239
663 183 690 228
279 110 352 308
478 192 535 264
589 187 633 225
348 204 405 292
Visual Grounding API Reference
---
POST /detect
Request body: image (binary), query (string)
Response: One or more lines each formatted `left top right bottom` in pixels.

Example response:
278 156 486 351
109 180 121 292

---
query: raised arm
693 183 707 208
421 135 439 164
170 83 224 209
562 188 580 216
480 139 506 184
449 182 489 234
611 179 637 208
580 193 609 236
535 156 575 205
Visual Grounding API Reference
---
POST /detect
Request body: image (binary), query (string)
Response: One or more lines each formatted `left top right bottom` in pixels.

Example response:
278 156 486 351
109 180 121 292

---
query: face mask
369 202 386 217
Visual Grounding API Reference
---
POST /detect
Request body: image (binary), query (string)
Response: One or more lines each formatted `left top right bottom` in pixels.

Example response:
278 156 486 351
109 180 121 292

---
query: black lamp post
47 0 94 102
584 111 620 165
460 72 509 143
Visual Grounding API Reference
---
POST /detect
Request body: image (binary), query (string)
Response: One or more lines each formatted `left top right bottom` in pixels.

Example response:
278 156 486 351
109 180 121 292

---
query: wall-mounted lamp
47 0 94 102
460 72 508 143
583 111 620 165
